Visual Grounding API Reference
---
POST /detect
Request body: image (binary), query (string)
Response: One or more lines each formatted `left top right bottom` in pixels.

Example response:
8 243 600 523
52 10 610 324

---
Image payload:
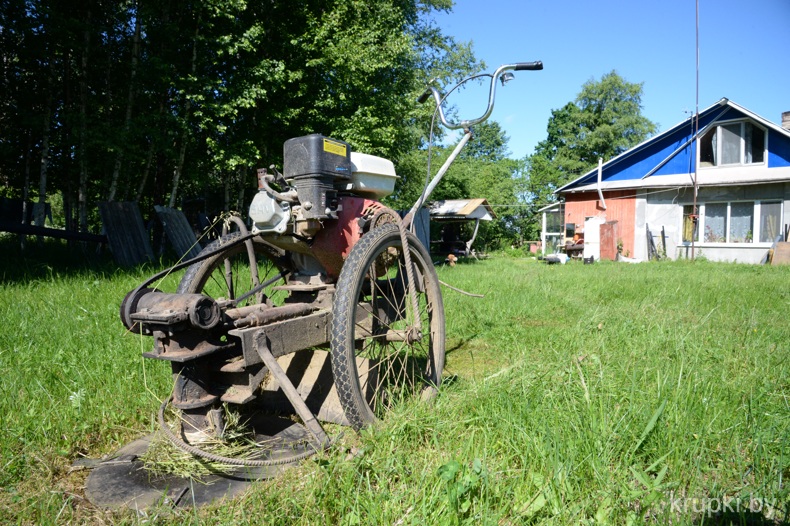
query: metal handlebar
418 61 543 130
405 61 543 224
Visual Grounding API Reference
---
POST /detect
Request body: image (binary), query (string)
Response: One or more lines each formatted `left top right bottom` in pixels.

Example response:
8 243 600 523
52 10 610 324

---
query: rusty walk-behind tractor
86 62 542 510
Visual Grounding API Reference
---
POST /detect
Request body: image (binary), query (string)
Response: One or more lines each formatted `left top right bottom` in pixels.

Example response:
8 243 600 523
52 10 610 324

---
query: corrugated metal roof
429 198 497 221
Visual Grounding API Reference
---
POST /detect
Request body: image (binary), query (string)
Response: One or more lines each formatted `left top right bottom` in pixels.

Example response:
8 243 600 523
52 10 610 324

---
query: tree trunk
169 137 188 209
78 19 91 232
135 142 155 202
38 96 52 227
20 132 33 248
22 133 32 222
63 42 74 232
223 171 230 211
107 4 140 202
134 95 165 202
168 18 200 208
237 166 246 212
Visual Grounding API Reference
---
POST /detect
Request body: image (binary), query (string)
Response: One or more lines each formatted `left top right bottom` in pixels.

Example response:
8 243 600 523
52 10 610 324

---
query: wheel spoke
178 233 289 307
330 223 445 428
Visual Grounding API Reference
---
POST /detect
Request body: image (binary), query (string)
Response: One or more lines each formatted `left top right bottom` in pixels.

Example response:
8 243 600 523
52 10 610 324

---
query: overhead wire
463 186 689 211
416 62 702 226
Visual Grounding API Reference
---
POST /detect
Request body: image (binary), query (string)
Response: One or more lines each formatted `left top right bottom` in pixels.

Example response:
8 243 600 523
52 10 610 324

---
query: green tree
0 0 480 233
459 120 510 162
523 70 657 237
175 0 480 211
388 120 528 250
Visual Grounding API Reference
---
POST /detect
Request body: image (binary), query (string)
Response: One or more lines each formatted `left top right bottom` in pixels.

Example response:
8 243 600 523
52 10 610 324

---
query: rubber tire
178 231 290 307
330 223 445 430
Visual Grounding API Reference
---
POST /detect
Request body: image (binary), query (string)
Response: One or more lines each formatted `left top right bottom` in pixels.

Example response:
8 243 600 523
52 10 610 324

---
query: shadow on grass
0 235 160 283
445 335 478 355
440 373 460 388
700 509 788 525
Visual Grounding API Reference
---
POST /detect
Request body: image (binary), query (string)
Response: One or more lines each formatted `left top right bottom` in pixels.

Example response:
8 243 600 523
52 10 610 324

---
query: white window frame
698 119 768 169
541 205 565 255
757 200 784 243
679 200 782 247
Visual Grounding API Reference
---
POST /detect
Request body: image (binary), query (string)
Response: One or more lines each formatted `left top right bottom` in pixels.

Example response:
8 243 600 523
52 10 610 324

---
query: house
551 99 790 263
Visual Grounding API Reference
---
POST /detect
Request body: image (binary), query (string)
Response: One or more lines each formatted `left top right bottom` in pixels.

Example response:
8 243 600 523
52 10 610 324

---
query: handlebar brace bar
418 61 543 130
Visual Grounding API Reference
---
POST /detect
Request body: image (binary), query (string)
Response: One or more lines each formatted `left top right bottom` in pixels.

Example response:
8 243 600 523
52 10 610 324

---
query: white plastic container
347 152 399 199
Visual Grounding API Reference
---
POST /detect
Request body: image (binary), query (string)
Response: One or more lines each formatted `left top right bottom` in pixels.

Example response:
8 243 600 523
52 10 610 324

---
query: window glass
546 210 563 233
700 128 716 167
704 203 727 242
682 205 698 243
760 201 781 242
729 202 754 242
745 123 765 164
545 234 563 253
720 123 741 164
698 121 766 168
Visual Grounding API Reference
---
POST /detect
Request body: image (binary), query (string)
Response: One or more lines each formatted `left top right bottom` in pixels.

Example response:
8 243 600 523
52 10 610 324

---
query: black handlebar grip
417 89 432 104
515 61 543 71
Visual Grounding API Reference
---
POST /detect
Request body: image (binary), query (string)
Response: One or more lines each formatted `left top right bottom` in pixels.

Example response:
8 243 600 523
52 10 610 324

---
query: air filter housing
283 134 352 180
284 134 352 219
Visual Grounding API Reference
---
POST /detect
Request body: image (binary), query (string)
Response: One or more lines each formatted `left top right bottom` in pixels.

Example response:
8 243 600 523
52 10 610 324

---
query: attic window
699 121 766 167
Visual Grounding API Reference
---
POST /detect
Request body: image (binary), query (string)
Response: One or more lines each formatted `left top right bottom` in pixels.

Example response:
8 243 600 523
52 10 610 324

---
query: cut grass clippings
141 404 266 480
0 239 788 524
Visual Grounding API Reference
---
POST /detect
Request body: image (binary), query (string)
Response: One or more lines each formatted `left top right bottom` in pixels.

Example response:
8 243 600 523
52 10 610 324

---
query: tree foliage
458 120 510 162
387 121 529 249
523 70 657 238
0 0 479 231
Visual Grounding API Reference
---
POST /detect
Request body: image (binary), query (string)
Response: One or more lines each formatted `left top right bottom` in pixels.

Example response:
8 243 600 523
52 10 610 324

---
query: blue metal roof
556 99 790 193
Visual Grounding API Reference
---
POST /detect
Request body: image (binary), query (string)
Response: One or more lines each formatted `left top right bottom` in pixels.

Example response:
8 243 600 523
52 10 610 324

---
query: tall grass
0 240 788 524
0 239 175 523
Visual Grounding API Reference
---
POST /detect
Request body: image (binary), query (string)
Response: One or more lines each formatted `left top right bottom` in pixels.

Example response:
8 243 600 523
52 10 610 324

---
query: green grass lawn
1 240 788 524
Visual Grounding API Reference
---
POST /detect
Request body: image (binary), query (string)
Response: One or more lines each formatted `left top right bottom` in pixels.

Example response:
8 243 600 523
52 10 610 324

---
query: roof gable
557 99 790 193
768 128 790 167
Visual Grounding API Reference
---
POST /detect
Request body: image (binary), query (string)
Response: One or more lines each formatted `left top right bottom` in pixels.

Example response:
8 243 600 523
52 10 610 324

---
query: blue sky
433 0 790 160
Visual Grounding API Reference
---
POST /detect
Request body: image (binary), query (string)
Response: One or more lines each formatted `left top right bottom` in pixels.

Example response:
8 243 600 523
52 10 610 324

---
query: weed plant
0 240 788 524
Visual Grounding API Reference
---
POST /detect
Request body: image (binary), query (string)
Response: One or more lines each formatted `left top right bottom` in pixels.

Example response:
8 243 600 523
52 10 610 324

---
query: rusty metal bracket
254 337 331 449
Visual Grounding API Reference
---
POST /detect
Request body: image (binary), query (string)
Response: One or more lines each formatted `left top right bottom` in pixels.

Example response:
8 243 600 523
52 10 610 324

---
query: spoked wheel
331 223 445 430
178 231 291 306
